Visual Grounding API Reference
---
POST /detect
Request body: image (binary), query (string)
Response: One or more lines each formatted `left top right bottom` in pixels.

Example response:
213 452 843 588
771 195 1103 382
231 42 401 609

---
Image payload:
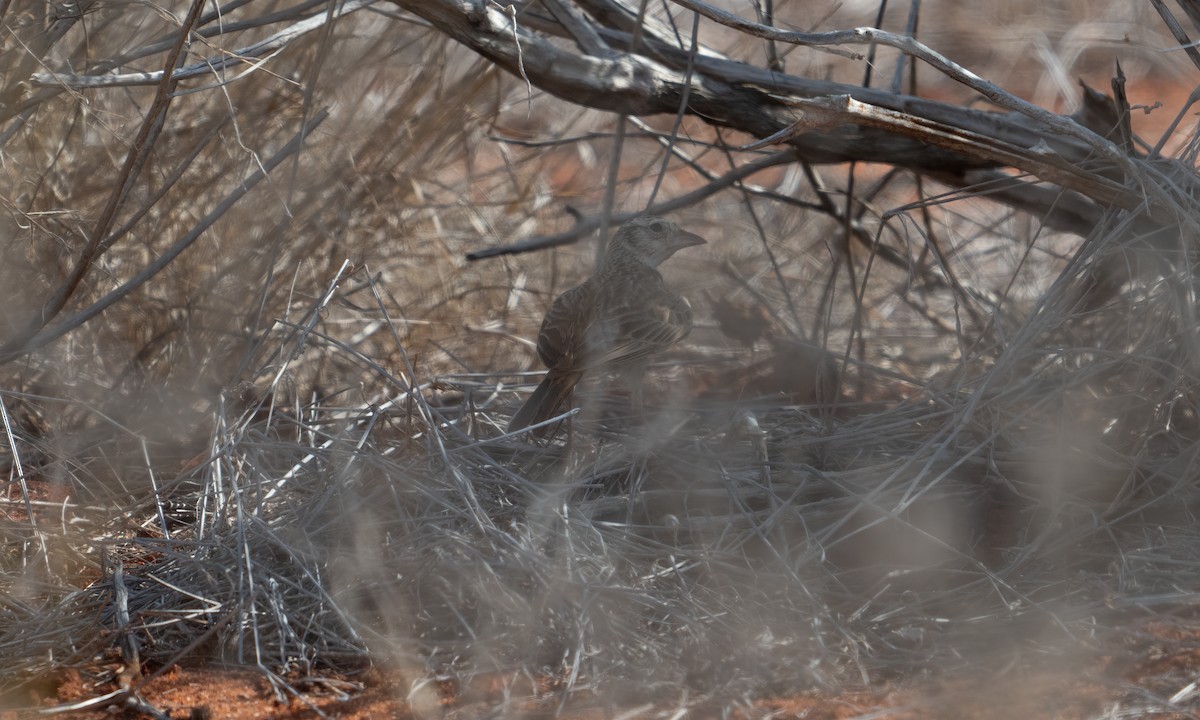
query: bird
508 216 706 433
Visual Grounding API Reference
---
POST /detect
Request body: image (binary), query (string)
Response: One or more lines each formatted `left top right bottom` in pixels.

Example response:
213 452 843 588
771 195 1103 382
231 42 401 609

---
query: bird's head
609 216 706 267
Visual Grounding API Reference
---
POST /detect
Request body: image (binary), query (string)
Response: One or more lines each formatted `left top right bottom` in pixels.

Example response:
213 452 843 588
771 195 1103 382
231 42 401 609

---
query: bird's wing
535 283 593 370
586 278 694 370
536 267 693 374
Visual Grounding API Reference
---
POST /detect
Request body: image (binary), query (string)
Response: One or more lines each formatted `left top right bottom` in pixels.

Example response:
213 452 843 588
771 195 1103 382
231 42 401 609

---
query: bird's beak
675 230 707 248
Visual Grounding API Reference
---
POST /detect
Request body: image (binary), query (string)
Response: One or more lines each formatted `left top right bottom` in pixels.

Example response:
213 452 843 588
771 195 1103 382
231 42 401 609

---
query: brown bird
509 216 706 433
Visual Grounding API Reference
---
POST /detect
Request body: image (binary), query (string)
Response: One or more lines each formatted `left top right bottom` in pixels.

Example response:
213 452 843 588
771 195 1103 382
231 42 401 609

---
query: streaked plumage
509 216 705 433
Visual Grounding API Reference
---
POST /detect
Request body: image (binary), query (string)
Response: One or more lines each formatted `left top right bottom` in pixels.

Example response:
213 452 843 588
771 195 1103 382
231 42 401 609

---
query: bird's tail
508 371 581 433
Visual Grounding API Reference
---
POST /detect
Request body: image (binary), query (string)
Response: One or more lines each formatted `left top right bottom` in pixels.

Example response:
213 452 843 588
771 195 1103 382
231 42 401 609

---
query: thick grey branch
395 0 1196 241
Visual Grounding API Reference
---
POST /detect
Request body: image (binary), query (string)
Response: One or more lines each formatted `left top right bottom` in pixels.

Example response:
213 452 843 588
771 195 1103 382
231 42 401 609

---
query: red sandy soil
3 618 1200 720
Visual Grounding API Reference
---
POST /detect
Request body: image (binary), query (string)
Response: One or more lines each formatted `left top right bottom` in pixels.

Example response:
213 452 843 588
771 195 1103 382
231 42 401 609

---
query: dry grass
2 0 1200 715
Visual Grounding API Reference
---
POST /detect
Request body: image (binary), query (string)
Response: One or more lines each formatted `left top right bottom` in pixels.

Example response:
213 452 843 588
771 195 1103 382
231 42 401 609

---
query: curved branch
390 0 1199 244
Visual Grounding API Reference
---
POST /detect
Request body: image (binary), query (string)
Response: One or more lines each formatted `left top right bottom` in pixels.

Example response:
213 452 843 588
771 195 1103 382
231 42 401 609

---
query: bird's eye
649 220 667 234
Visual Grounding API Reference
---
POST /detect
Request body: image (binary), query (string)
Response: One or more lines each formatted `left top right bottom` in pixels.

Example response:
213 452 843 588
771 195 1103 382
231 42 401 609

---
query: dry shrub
1 0 1199 715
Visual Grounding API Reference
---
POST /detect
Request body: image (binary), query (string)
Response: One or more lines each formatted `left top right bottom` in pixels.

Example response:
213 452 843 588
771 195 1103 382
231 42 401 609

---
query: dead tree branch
391 0 1200 252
